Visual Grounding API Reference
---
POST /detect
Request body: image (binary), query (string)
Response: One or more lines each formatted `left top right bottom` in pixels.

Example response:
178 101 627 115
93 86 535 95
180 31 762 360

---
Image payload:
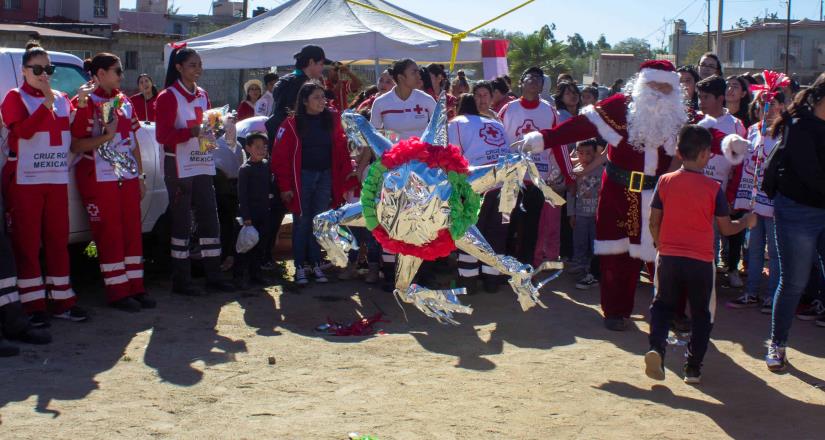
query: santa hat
637 60 680 89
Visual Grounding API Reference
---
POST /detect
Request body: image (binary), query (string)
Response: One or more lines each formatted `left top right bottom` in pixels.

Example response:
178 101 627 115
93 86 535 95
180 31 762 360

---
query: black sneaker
206 280 236 293
53 306 89 322
604 317 627 331
11 327 52 345
134 293 157 309
29 311 51 328
0 338 20 357
111 297 141 313
575 274 599 290
172 285 206 297
644 349 665 380
683 364 702 384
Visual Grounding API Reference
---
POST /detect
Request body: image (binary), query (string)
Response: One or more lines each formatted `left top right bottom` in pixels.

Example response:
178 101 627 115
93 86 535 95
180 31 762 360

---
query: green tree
566 33 587 57
609 38 653 60
735 17 750 28
596 34 611 50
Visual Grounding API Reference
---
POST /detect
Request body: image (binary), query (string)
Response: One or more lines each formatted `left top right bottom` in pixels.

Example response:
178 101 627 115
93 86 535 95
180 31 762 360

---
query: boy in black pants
645 125 756 384
234 132 274 289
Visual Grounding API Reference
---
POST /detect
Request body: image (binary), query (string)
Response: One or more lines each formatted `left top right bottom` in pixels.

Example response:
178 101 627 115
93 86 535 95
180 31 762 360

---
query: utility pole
785 0 792 73
707 0 711 51
716 0 723 54
674 21 680 67
242 0 249 19
820 0 822 21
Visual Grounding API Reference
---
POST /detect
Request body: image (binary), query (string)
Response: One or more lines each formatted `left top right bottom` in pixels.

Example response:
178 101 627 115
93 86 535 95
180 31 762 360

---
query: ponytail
84 52 119 77
22 41 48 65
769 72 825 137
164 47 198 89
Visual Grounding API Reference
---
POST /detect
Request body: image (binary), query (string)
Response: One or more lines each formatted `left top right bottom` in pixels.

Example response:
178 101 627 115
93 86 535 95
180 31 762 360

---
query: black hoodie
777 111 825 209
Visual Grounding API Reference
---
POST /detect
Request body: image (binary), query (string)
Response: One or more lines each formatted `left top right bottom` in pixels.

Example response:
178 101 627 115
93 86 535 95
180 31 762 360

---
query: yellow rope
345 0 535 71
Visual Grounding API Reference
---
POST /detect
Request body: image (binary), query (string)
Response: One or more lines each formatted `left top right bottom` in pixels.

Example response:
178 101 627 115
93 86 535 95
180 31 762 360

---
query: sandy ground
1 262 824 440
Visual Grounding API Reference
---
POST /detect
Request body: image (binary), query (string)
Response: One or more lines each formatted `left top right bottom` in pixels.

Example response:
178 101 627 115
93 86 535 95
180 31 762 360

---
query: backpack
760 120 793 199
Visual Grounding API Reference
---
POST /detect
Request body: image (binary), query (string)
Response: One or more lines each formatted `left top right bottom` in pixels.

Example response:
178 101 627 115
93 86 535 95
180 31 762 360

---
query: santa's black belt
605 161 658 193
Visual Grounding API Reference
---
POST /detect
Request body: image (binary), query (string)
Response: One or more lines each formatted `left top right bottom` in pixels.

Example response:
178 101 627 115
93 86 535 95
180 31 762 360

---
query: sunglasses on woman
25 64 56 76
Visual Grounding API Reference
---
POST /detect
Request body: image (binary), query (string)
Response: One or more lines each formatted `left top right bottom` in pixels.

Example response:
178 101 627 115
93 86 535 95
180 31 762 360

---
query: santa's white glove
517 131 545 153
721 134 749 166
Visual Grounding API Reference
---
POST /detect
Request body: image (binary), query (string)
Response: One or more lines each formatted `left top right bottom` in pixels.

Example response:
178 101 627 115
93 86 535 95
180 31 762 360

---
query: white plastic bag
235 224 260 254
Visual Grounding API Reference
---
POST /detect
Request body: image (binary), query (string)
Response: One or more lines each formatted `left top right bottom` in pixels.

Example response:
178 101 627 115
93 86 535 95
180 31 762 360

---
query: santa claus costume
71 76 154 311
524 60 689 329
0 69 86 322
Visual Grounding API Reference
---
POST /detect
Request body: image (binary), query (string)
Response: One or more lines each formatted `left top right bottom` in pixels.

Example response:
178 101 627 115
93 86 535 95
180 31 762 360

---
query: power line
641 0 702 41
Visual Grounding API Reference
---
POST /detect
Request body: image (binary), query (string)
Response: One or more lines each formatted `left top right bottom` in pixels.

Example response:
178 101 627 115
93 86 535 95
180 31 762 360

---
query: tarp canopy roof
176 0 482 69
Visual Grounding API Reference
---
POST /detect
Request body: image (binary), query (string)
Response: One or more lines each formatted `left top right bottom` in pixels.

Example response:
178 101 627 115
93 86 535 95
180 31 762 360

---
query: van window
49 63 88 97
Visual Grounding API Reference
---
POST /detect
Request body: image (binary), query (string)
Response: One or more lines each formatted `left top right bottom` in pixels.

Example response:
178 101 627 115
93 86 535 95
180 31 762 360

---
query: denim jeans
745 216 779 298
770 194 825 346
572 216 596 274
292 169 332 267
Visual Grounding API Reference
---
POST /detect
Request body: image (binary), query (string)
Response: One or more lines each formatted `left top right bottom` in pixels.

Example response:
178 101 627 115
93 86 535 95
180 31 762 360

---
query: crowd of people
0 42 822 387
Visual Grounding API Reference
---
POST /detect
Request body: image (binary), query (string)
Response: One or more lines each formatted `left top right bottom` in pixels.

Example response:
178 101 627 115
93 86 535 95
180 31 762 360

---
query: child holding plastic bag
233 131 274 289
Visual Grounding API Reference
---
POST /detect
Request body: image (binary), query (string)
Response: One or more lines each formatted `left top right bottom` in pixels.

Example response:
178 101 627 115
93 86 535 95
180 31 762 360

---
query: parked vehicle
0 48 167 243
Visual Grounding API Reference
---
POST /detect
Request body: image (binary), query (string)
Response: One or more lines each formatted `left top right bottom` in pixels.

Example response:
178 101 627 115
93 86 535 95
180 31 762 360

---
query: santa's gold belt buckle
629 171 645 193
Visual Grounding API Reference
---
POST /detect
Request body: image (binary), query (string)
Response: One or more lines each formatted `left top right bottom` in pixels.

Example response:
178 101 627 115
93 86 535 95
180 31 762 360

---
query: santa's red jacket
537 93 677 263
270 110 359 216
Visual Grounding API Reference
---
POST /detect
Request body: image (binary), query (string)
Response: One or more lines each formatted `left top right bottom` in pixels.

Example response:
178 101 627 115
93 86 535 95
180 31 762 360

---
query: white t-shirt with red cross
369 87 436 140
698 110 747 190
448 114 508 167
498 97 561 182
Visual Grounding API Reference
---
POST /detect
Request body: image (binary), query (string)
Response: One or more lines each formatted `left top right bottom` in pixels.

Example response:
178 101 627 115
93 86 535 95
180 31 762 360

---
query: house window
4 0 21 9
124 51 139 70
93 0 107 18
778 36 802 67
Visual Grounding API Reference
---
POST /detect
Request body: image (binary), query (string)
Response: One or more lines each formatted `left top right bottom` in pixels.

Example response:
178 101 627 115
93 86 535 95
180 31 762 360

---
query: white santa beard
625 76 687 162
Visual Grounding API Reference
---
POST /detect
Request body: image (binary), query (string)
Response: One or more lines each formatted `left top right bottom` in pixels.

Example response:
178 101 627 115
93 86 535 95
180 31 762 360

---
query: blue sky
121 0 823 48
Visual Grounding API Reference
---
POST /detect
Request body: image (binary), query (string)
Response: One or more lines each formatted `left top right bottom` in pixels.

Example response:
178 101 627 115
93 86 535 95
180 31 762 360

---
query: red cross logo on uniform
47 115 70 146
186 107 204 128
86 203 100 218
412 104 424 114
479 123 505 147
516 119 537 138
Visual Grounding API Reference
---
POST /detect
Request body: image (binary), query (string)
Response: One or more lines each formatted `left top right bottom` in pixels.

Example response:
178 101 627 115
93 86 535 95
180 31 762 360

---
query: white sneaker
294 267 308 286
765 343 787 372
312 264 329 283
728 272 744 288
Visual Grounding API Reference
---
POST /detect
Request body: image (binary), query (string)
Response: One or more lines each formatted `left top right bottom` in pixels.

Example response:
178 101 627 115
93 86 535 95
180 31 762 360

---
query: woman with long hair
130 73 158 123
155 45 233 296
471 80 498 120
0 43 88 324
726 75 752 127
237 79 262 121
70 52 155 312
424 63 457 119
271 82 357 285
554 81 581 120
764 73 825 372
677 65 700 113
355 69 394 112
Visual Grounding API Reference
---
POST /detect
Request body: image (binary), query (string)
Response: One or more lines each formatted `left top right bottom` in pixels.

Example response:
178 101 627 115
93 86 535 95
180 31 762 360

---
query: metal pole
785 0 791 73
716 0 723 54
707 0 711 51
242 0 249 19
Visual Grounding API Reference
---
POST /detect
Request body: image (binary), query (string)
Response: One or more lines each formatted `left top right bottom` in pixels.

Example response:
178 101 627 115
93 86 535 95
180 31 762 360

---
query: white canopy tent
174 0 482 71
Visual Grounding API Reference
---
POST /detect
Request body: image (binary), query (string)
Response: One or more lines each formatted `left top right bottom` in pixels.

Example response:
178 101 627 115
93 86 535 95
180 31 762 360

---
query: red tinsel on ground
380 137 469 174
371 225 456 260
325 313 387 336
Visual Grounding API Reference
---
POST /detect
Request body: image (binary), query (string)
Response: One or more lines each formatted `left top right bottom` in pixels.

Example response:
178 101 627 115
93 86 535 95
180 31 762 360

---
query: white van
0 48 167 244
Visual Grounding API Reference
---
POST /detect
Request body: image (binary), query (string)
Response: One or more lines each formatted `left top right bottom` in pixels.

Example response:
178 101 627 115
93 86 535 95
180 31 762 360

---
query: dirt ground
1 263 823 440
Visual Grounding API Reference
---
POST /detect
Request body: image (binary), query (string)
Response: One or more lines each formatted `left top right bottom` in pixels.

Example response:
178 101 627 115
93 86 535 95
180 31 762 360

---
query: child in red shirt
645 125 756 384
